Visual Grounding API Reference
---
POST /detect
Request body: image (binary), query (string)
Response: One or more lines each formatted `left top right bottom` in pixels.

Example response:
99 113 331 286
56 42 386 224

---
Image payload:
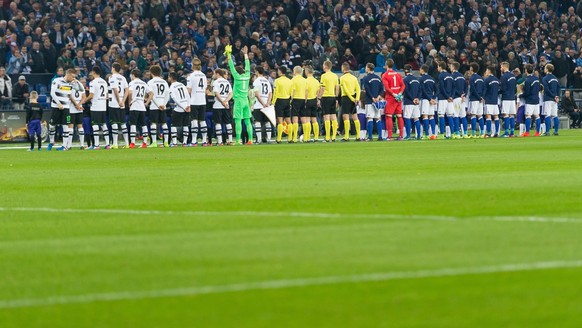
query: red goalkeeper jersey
382 69 405 101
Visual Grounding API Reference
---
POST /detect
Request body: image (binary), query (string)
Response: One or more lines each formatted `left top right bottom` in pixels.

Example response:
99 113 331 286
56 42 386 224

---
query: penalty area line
1 259 582 309
0 206 581 223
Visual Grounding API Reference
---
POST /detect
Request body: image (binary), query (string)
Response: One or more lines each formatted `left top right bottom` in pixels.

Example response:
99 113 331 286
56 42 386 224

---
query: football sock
266 122 272 141
331 120 338 140
447 116 457 134
525 118 531 133
439 117 445 136
343 119 350 140
287 122 292 142
429 118 436 136
423 118 429 136
92 125 100 146
403 118 410 138
353 119 361 139
303 122 311 141
545 116 551 132
376 120 383 140
277 123 283 142
234 119 242 143
478 117 484 135
61 125 69 147
182 126 189 144
102 124 110 146
111 124 119 146
200 121 208 143
130 125 137 144
312 121 319 141
293 122 299 142
367 119 374 140
397 116 404 137
122 124 129 145
494 119 500 135
453 117 460 135
553 116 559 133
504 117 509 134
162 123 169 144
471 117 477 135
510 117 515 134
462 117 468 135
324 120 330 140
67 128 73 148
191 120 199 143
150 124 157 144
49 124 56 144
535 117 541 133
78 128 84 147
414 120 421 139
486 119 492 135
226 124 233 142
244 118 253 142
255 122 262 142
214 124 222 144
386 116 393 138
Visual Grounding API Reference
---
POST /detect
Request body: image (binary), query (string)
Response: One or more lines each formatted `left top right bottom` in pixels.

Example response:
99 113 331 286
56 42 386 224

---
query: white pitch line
0 206 581 224
1 260 582 309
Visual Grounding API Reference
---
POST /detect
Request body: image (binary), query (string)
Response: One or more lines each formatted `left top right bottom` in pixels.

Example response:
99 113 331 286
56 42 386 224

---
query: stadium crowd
1 0 582 149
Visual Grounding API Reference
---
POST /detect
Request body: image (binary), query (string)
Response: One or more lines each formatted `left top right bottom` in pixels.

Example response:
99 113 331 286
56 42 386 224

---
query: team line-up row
26 53 561 151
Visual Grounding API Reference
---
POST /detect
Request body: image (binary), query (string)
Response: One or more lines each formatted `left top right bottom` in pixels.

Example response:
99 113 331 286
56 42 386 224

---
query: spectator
57 48 74 70
376 46 390 69
0 67 12 109
41 38 58 74
12 76 29 111
340 48 358 71
552 50 570 87
561 90 581 128
392 46 407 70
29 42 45 73
7 49 24 74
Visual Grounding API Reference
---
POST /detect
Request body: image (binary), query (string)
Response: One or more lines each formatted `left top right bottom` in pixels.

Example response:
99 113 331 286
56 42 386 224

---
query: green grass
1 132 582 327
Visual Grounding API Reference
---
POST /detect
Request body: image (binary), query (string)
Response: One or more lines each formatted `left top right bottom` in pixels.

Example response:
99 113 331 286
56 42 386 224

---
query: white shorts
485 104 500 116
420 100 435 116
403 104 420 119
469 101 483 116
525 104 540 117
542 101 558 117
438 100 454 116
365 104 382 120
501 100 517 115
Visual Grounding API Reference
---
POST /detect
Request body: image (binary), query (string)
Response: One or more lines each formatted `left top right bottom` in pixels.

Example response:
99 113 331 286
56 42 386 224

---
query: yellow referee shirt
320 71 339 97
291 75 307 100
340 73 361 102
272 76 292 104
305 76 320 100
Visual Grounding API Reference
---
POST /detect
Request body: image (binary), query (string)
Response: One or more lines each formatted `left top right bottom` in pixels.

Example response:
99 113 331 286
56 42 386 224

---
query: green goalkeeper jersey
228 57 251 100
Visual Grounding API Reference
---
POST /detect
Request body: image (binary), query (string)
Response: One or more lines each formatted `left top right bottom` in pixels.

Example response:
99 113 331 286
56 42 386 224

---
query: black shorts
340 96 356 115
91 111 107 125
129 111 146 127
149 109 166 124
275 99 291 118
49 107 67 126
303 99 318 117
291 99 304 117
171 111 190 127
67 112 83 126
253 108 269 122
108 107 126 124
213 109 232 125
321 97 337 115
190 105 206 121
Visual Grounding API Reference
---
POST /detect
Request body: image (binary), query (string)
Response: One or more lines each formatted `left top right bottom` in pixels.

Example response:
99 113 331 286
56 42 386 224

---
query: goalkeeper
381 59 406 140
225 45 254 145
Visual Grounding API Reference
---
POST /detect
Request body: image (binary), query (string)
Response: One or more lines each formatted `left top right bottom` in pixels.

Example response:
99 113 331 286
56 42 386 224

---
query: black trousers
570 112 581 127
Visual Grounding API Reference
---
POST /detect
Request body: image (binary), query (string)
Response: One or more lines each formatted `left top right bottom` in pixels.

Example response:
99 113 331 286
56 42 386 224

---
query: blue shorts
28 119 41 136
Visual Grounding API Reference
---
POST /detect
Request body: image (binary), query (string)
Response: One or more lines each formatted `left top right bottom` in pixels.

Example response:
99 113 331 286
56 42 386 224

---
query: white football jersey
187 70 207 105
50 77 73 108
69 80 85 114
212 78 231 109
169 82 190 112
108 73 128 108
252 76 272 109
128 79 151 111
147 77 170 110
89 77 108 112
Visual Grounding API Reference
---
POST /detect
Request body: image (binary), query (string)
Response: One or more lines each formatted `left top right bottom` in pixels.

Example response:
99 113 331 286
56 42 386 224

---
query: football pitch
1 133 582 327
